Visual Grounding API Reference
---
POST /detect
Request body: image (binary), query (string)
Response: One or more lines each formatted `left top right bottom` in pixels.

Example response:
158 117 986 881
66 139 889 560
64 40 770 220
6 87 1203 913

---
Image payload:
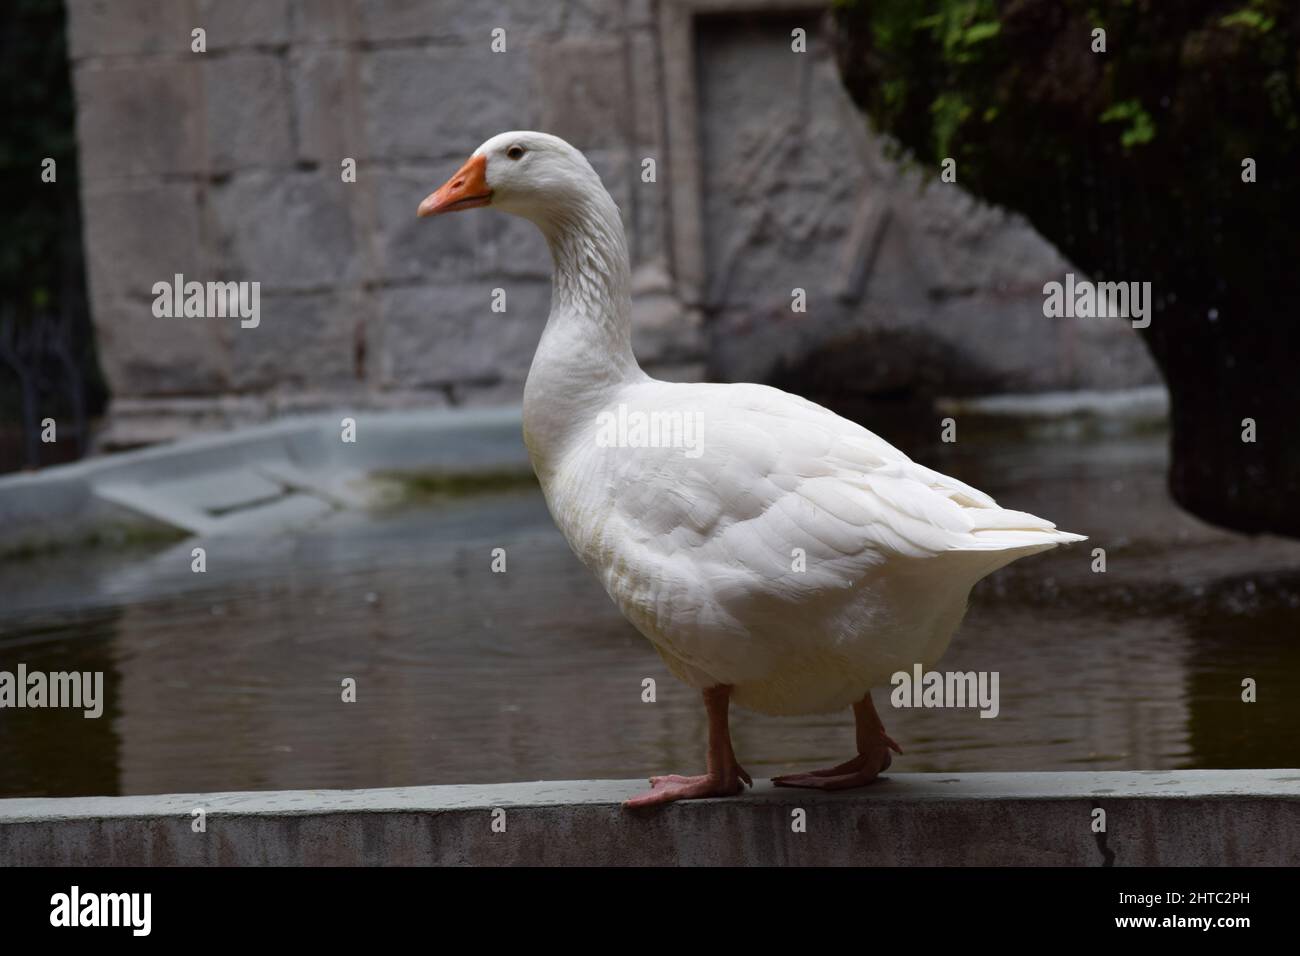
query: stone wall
66 0 1158 447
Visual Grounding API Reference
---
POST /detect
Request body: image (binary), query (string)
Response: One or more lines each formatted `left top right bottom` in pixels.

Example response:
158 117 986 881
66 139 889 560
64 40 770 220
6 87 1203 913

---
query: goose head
415 130 638 433
417 131 605 226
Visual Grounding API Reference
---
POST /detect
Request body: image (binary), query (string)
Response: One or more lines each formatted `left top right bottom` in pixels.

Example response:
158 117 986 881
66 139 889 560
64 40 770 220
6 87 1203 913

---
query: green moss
0 523 188 563
369 468 538 502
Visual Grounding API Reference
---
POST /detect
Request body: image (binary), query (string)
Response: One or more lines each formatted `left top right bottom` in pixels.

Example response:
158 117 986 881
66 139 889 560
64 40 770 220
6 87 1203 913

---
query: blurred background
0 0 1296 798
3 0 1163 461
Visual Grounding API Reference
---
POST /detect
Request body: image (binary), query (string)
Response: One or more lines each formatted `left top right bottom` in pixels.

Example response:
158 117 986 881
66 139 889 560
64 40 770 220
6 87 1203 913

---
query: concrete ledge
2 771 1297 866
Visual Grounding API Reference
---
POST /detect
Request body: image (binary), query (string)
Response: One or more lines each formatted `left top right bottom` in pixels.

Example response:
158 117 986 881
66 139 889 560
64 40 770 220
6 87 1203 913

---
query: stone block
370 282 549 388
91 299 230 398
204 53 294 172
79 182 205 308
65 0 193 60
73 60 203 180
372 165 484 283
209 171 360 291
628 167 665 266
534 38 630 152
630 261 704 366
376 163 556 285
626 0 655 29
626 30 667 264
627 29 664 155
553 0 626 35
360 45 534 161
94 395 270 449
290 49 363 164
228 290 363 392
352 0 563 43
289 0 356 44
196 0 291 49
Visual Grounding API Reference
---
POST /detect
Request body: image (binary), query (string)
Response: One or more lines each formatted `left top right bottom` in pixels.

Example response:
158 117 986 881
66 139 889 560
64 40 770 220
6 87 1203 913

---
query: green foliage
837 0 1008 162
916 1 1002 61
836 0 1300 173
847 0 1010 162
1220 8 1275 32
1099 99 1156 149
833 0 1300 537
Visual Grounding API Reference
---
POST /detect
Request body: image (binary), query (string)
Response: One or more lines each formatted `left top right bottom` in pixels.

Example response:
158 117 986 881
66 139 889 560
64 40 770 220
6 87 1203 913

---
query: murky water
1 425 1298 798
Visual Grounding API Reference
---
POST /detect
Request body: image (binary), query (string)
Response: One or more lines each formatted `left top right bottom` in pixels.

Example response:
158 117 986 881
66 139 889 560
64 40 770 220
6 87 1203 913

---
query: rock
630 261 704 369
831 0 1300 537
695 14 1157 400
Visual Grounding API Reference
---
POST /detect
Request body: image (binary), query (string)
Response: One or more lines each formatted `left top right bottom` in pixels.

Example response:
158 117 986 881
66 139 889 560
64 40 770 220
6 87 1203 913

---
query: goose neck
522 194 644 474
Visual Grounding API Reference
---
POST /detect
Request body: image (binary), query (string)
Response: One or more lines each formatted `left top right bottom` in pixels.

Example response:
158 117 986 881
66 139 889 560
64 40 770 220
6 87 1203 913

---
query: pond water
1 425 1298 798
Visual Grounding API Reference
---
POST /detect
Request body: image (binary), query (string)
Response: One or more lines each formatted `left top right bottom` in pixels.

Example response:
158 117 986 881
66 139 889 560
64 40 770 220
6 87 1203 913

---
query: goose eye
506 145 526 160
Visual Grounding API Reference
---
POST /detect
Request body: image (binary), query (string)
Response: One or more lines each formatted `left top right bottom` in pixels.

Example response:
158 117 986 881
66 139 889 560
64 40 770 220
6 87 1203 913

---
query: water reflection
0 428 1297 797
0 608 123 796
1181 569 1300 769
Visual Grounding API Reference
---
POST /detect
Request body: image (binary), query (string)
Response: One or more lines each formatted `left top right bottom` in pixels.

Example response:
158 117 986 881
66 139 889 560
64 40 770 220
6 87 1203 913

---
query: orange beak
417 154 492 217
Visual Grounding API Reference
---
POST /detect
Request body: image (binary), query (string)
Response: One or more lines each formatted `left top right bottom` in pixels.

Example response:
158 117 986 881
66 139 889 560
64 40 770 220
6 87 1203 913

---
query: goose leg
772 693 902 790
624 685 751 808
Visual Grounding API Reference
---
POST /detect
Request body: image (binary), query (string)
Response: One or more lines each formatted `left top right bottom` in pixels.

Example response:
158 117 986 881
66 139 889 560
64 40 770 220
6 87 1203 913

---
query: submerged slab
0 407 530 558
1 771 1296 866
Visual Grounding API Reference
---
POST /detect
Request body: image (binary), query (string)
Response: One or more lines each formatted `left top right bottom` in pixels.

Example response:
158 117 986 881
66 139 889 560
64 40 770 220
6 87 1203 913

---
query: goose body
421 131 1084 803
530 377 1081 715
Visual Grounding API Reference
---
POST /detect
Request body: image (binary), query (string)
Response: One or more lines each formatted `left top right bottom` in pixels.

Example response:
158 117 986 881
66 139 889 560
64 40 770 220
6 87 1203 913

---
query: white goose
419 131 1084 807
